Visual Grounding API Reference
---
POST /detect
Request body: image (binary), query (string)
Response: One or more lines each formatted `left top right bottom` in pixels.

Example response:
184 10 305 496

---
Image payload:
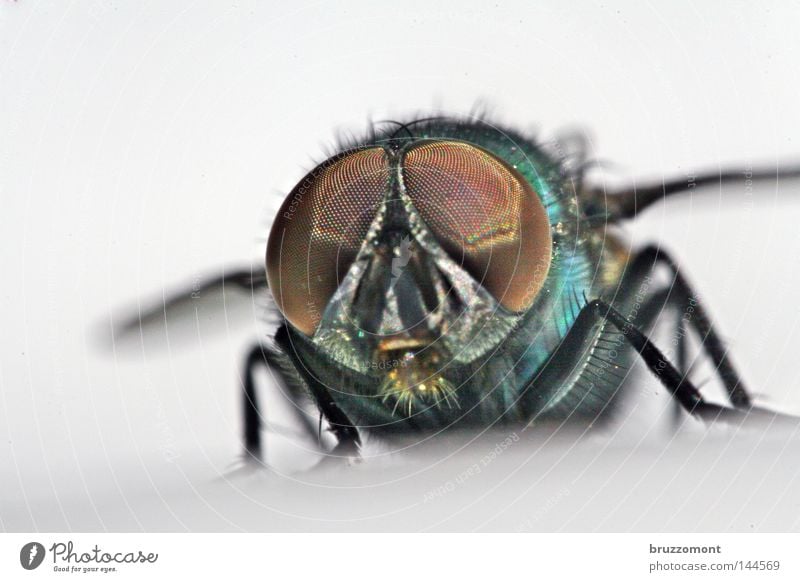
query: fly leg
628 287 706 429
622 285 692 427
674 311 690 427
242 344 264 460
241 343 323 462
578 298 798 427
622 246 750 408
273 326 362 461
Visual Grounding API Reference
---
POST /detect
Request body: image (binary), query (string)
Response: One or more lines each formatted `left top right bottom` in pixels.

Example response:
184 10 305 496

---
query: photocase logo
390 235 413 289
20 542 45 570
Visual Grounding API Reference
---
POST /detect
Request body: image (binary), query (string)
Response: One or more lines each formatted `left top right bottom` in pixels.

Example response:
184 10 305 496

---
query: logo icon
20 542 45 570
390 235 413 289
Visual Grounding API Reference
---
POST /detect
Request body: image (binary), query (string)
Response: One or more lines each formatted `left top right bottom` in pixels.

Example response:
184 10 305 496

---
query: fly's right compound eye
266 147 390 336
401 140 552 313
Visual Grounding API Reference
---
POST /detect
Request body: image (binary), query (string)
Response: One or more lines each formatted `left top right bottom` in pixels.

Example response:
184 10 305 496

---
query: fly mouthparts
377 336 431 353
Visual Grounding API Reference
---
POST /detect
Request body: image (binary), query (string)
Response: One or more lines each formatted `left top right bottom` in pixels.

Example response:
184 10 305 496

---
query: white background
2 0 800 532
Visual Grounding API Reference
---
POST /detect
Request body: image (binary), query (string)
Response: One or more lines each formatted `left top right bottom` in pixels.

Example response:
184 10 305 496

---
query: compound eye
401 140 552 312
266 147 389 335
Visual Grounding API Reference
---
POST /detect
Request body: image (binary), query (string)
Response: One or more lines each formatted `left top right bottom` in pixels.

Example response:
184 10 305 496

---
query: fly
108 115 800 465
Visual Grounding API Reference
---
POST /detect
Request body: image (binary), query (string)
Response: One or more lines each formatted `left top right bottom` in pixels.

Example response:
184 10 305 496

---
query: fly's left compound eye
401 140 552 312
266 147 390 335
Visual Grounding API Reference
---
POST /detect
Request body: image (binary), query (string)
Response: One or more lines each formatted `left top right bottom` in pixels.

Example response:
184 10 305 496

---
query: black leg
673 307 690 427
580 299 799 426
241 341 328 462
618 284 688 428
273 326 362 458
584 299 703 413
242 344 264 459
623 246 750 408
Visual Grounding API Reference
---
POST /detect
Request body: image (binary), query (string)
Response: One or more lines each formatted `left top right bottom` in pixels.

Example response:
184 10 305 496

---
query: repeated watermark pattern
423 432 520 503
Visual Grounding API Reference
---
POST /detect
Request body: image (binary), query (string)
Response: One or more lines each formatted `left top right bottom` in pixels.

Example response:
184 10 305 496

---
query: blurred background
2 0 800 532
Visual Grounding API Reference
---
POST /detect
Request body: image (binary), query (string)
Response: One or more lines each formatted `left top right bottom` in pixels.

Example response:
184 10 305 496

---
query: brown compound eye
266 147 389 335
401 140 552 312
